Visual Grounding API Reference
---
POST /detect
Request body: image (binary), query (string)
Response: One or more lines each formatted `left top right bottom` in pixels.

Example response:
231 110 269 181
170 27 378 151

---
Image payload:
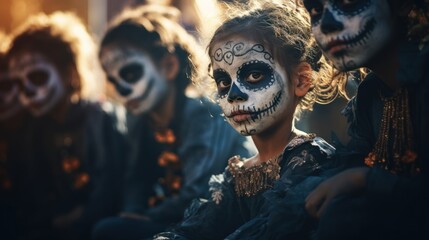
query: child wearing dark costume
302 0 429 239
0 30 31 240
154 1 343 239
6 12 126 240
92 5 253 240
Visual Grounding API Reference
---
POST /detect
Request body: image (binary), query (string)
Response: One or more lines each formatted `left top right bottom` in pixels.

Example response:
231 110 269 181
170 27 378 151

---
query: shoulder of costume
283 134 335 159
182 96 222 120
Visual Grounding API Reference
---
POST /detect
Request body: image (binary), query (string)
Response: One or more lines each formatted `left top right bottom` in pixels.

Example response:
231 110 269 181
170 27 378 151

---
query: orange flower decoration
158 151 179 166
154 129 176 144
401 150 418 164
62 157 81 173
364 152 376 167
74 173 90 189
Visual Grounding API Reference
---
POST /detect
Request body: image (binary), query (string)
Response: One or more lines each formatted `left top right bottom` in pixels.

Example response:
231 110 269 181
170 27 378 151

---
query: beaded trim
228 153 282 197
364 88 418 174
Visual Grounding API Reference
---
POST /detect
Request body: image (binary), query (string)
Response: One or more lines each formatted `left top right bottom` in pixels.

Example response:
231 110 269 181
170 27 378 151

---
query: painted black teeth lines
341 18 376 48
249 91 282 122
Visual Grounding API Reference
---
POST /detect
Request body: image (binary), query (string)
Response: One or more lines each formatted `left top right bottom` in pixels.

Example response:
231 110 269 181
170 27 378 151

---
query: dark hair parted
101 4 206 96
205 1 345 112
7 12 102 100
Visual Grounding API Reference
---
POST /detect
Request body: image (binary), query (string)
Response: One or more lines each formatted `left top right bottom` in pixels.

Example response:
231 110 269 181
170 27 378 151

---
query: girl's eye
303 1 324 23
213 69 232 94
247 72 264 82
334 0 368 13
217 78 231 89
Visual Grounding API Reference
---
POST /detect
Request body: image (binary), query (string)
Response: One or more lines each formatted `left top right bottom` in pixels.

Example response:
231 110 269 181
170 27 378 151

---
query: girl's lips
126 99 140 109
324 40 347 55
232 113 251 123
227 110 252 123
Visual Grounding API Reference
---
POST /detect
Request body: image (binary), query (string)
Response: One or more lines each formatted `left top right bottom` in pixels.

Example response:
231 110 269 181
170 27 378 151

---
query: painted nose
227 83 248 103
115 83 133 97
320 9 343 34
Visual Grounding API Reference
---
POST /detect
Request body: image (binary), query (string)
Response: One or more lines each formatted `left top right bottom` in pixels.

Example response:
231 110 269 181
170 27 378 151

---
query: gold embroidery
228 154 282 197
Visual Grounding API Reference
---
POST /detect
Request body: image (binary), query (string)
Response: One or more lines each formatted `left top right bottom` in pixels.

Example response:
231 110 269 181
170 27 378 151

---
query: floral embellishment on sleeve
209 174 225 204
287 149 315 170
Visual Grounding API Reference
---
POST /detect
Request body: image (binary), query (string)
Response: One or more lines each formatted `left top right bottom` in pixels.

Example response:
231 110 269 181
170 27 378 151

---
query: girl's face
100 43 168 115
211 36 293 136
9 53 65 117
304 0 393 71
0 71 21 120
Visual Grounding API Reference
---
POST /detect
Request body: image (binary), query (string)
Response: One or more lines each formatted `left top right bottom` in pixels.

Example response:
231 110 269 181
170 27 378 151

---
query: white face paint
100 44 168 115
9 53 65 117
211 37 291 136
0 72 22 120
304 0 393 71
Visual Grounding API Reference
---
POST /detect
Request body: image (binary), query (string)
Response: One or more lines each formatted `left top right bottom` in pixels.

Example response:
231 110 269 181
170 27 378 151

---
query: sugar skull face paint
9 53 65 117
211 37 291 136
0 73 21 120
304 0 393 71
100 44 168 115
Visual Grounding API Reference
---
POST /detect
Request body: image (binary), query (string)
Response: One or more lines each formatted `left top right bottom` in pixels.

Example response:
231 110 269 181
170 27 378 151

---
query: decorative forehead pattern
213 41 274 65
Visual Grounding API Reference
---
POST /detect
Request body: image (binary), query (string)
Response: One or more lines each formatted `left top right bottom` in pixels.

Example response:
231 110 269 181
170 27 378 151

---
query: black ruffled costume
154 134 336 240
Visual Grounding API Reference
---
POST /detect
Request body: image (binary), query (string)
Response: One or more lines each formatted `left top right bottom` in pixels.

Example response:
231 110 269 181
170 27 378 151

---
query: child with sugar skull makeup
92 5 253 240
153 2 345 239
6 12 127 240
302 0 429 239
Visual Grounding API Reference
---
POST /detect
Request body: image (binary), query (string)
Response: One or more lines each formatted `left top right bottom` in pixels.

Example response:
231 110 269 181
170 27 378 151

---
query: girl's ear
294 62 313 97
160 54 180 82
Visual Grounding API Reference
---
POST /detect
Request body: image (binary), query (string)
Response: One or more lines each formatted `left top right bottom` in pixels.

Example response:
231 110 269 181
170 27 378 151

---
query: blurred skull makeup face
0 72 21 120
100 44 168 115
9 53 65 117
304 0 393 71
211 36 291 136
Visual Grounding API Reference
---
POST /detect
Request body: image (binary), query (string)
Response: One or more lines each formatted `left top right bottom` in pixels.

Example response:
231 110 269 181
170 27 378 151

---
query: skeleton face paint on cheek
100 44 168 115
9 53 66 117
0 73 22 120
305 0 393 71
211 38 291 136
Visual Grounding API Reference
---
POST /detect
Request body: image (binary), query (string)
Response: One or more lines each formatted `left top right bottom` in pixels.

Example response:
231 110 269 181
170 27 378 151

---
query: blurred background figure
92 4 253 240
6 11 126 240
0 29 31 240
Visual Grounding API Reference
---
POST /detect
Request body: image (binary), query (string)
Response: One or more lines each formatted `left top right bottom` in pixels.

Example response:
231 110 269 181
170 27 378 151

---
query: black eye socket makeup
27 69 50 86
119 63 144 84
303 0 324 24
237 61 274 92
213 69 232 97
332 0 371 16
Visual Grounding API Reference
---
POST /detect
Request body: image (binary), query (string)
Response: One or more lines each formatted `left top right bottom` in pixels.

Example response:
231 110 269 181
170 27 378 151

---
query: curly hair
199 0 345 115
101 4 207 98
7 11 103 101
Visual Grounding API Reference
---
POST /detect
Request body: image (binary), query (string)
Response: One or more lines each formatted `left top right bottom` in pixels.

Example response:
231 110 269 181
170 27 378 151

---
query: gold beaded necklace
364 88 419 174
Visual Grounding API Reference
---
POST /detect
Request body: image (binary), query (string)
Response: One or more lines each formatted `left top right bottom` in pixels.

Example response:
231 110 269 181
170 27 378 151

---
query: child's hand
305 167 369 219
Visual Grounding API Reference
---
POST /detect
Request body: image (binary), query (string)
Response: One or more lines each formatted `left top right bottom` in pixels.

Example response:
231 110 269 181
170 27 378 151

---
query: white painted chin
228 117 273 136
125 88 164 115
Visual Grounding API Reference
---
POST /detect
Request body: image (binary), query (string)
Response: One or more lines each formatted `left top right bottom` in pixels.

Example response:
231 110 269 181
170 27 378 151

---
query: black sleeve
153 173 243 240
